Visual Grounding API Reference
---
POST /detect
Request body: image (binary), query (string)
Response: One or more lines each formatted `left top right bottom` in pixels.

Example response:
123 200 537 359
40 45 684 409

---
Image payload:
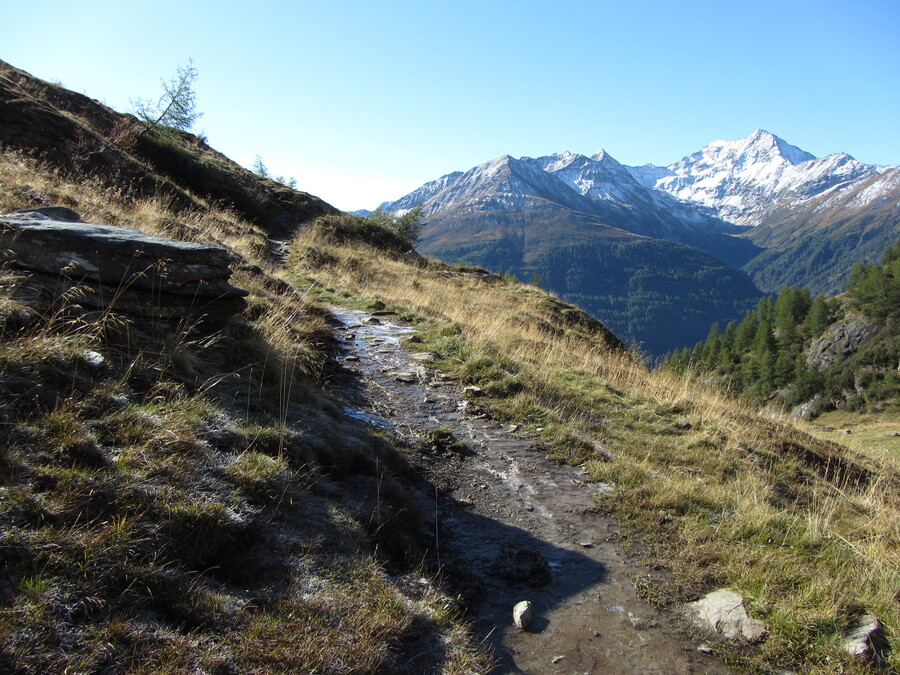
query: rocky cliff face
806 315 883 370
0 207 248 325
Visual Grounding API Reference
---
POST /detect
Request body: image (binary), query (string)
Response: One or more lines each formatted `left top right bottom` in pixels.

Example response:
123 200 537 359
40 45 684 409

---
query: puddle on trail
329 307 734 674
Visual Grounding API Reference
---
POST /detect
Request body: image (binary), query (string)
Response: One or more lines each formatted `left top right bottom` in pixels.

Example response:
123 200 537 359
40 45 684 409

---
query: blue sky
4 0 899 210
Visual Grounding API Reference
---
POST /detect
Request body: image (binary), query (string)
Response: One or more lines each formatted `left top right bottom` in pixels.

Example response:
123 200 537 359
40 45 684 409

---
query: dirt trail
330 307 734 674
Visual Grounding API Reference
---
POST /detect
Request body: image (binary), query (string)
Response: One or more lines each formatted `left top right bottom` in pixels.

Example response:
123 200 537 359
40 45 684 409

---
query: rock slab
0 207 248 323
685 589 767 644
807 316 882 370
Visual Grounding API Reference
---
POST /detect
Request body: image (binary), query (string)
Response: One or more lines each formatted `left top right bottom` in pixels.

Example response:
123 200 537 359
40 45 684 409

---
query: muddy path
328 307 734 674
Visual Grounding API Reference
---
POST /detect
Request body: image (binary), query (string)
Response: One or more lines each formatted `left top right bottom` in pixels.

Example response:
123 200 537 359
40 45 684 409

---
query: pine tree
752 319 777 356
804 296 829 337
757 296 775 323
774 348 796 387
722 321 738 351
734 311 759 351
847 242 900 321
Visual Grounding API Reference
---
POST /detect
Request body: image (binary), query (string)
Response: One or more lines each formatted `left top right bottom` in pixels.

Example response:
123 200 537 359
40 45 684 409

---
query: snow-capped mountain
371 130 898 353
641 129 886 226
380 147 740 243
531 149 724 235
381 128 896 235
377 129 899 294
384 154 593 218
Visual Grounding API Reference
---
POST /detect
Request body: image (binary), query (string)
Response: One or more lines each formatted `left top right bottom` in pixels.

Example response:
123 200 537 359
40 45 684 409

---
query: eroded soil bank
329 307 734 674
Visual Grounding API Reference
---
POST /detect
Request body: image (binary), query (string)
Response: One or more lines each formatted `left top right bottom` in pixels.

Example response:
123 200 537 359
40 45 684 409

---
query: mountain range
373 130 900 355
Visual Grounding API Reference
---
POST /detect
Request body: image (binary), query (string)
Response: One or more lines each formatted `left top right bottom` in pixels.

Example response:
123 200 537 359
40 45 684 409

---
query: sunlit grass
290 225 900 672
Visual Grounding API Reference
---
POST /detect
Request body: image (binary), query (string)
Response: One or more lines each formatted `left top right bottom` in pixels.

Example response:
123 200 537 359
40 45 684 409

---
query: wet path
329 307 733 674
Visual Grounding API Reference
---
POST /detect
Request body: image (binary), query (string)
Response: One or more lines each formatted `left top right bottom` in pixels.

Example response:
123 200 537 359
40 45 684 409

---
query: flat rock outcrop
0 207 248 325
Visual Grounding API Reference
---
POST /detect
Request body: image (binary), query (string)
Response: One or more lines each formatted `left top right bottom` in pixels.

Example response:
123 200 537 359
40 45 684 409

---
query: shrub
313 213 418 253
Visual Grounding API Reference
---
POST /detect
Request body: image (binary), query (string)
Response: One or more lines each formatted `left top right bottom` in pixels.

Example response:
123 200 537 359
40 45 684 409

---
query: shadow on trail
432 505 610 672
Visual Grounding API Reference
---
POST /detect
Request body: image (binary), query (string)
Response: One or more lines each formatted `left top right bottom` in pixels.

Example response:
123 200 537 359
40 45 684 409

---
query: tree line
663 241 900 415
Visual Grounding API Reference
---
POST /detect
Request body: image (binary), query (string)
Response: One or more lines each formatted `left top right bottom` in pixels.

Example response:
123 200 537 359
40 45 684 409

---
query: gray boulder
842 614 891 667
685 588 768 644
0 208 247 324
789 396 829 422
512 600 535 630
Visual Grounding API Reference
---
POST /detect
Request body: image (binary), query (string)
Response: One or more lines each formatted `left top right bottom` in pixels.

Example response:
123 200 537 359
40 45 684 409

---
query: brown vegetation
0 152 493 673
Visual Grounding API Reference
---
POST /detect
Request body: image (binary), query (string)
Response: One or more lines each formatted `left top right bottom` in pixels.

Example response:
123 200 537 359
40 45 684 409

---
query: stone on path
842 614 890 666
512 600 534 630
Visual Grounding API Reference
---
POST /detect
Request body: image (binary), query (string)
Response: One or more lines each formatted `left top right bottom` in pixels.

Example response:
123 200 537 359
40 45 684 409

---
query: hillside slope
0 59 337 237
291 216 899 673
0 66 493 673
0 62 897 673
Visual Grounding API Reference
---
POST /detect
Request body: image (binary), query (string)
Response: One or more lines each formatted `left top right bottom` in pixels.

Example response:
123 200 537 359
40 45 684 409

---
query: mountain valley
375 130 899 354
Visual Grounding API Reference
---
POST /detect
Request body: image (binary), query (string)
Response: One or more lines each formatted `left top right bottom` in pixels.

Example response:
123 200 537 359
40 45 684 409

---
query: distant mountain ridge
375 130 899 354
382 129 897 244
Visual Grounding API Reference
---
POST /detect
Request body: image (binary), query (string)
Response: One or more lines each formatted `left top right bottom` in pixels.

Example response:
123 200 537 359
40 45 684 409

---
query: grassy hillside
0 154 493 673
1 62 897 673
0 59 336 238
290 216 899 673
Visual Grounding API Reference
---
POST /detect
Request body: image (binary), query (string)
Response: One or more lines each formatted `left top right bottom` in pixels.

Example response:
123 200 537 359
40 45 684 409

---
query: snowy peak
379 130 896 234
653 130 886 224
538 148 646 203
669 129 812 178
534 151 583 173
728 129 814 165
381 152 600 218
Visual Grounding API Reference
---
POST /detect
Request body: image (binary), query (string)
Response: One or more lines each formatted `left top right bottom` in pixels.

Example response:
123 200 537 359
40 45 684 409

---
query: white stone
842 614 886 663
512 600 534 630
82 350 105 367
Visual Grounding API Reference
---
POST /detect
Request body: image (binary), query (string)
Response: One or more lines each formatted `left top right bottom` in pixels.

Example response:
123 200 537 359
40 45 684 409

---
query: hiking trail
329 306 734 674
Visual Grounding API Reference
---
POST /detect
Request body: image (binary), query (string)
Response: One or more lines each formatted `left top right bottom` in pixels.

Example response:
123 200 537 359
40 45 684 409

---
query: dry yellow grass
797 407 900 473
3 146 895 671
291 227 900 673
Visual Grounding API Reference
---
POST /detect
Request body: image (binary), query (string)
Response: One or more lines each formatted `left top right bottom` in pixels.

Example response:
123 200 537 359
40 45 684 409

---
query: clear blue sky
4 0 899 211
